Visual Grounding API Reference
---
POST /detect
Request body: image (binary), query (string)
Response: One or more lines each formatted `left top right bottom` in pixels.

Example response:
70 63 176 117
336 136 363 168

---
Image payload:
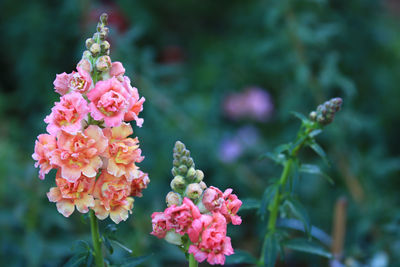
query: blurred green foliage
1 0 400 266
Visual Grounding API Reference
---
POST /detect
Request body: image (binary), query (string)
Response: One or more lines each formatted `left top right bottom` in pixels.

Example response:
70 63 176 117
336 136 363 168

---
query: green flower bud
85 38 94 50
96 55 111 72
178 165 187 174
185 183 203 200
180 156 188 165
170 175 185 192
309 111 317 121
100 13 108 24
187 158 194 167
101 40 110 52
166 191 181 207
173 159 179 167
195 170 204 182
171 167 179 177
175 141 185 153
186 167 196 180
89 43 101 56
199 181 207 190
82 50 92 60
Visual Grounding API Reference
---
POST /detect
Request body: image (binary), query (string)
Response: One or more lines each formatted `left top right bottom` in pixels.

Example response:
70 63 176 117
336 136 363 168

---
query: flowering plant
32 13 149 266
151 141 242 266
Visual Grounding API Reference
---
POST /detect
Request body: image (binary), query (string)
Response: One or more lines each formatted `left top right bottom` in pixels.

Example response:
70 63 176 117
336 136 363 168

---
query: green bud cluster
168 141 206 204
83 13 112 74
309 97 343 125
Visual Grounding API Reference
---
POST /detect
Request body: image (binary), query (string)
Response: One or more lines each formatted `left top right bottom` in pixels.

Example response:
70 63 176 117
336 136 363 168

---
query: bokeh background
1 0 400 266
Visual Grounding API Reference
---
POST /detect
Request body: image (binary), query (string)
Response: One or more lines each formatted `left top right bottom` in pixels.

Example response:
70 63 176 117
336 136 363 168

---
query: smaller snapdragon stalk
258 98 343 266
90 210 104 267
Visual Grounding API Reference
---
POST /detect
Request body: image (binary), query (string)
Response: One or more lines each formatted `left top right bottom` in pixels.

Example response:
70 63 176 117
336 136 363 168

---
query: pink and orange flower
47 171 95 217
87 77 131 127
50 125 108 182
102 123 144 181
92 171 134 224
33 134 57 179
44 92 89 136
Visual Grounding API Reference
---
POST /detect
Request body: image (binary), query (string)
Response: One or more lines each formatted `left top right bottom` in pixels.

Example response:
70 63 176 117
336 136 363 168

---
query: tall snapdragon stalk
32 13 149 266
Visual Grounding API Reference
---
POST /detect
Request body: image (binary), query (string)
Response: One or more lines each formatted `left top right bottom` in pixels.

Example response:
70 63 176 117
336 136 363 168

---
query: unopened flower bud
175 141 185 152
178 165 187 174
186 167 196 180
89 43 101 55
164 230 182 245
309 111 317 121
180 156 188 165
173 159 179 167
187 158 194 167
100 13 108 24
166 191 181 206
101 41 110 52
170 175 185 192
82 50 92 60
99 28 108 40
171 167 179 176
85 38 94 50
195 170 204 182
96 56 111 72
186 183 203 200
199 181 207 190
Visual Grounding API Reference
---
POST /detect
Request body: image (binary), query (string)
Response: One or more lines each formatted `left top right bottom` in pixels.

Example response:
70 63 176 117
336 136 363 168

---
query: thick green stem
189 253 198 267
90 210 104 267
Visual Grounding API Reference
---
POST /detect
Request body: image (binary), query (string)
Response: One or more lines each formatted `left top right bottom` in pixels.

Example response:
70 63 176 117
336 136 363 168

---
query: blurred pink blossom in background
223 86 274 122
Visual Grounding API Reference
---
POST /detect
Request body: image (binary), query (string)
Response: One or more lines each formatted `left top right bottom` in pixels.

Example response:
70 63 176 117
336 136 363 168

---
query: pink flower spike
44 92 89 136
87 77 131 127
32 134 57 179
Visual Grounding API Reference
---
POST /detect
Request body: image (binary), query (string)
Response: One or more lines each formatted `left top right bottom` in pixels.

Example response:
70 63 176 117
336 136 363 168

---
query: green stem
90 210 104 267
189 253 198 267
259 123 317 265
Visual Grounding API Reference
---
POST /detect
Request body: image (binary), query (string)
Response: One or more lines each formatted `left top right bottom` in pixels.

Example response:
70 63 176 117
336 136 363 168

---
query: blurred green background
1 0 400 266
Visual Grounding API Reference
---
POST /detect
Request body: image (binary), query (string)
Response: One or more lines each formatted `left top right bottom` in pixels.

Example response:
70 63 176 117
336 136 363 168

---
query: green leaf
259 152 286 165
240 198 260 211
120 255 152 267
309 142 329 165
85 252 93 267
283 238 332 258
103 236 114 254
258 184 278 220
300 164 334 184
309 129 322 138
263 233 279 267
291 111 307 122
110 239 133 254
225 249 257 264
284 197 310 236
63 254 87 267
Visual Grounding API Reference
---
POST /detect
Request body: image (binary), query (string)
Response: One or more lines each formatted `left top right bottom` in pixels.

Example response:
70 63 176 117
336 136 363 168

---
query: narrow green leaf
284 197 310 236
309 142 329 165
85 252 93 267
103 236 114 254
63 254 86 267
291 111 307 122
274 144 290 154
120 255 152 267
263 233 279 267
240 198 260 211
309 129 322 138
300 164 334 184
259 152 286 165
225 249 257 264
110 239 133 254
284 238 332 258
258 185 278 220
